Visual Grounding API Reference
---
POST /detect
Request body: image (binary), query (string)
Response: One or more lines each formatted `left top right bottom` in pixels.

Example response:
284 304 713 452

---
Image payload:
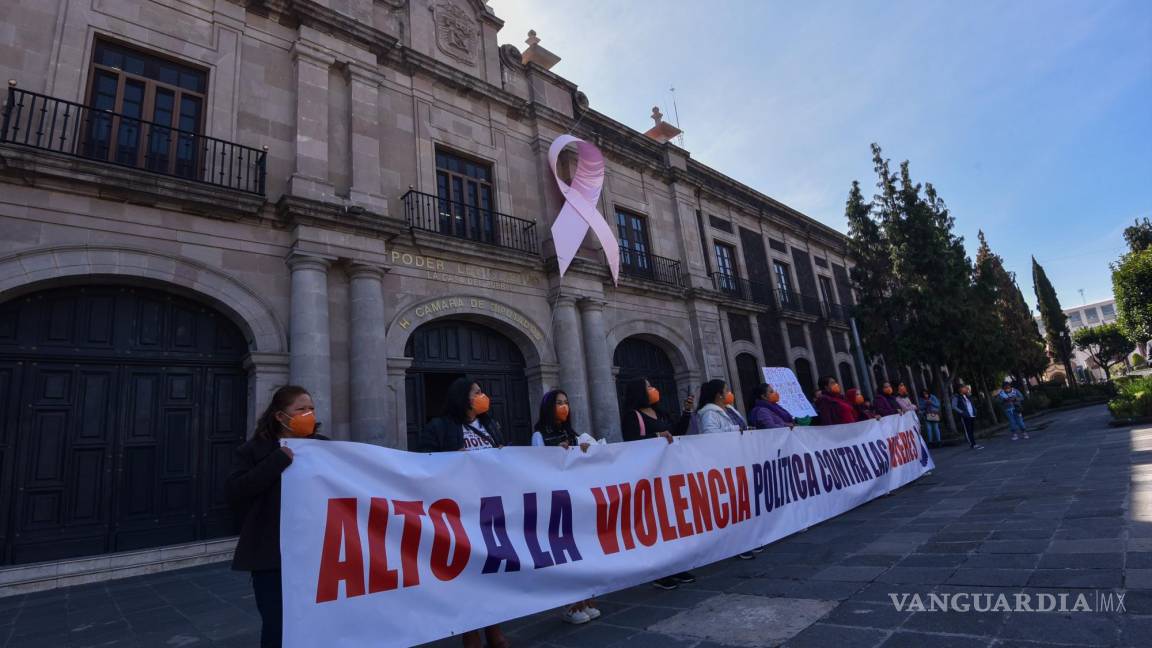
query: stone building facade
0 0 861 576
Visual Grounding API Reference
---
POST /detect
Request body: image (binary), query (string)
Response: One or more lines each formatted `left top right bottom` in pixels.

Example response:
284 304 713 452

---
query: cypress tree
1032 257 1077 387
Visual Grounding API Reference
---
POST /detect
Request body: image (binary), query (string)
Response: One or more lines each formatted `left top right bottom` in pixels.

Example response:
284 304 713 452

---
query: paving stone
977 540 1050 554
878 630 991 647
647 594 837 647
782 622 890 648
1126 552 1152 568
997 609 1120 645
1047 539 1124 554
821 600 912 629
1027 569 1123 588
946 568 1033 587
874 567 956 585
596 604 683 629
960 553 1040 569
1126 569 1152 589
1036 553 1123 570
811 566 890 582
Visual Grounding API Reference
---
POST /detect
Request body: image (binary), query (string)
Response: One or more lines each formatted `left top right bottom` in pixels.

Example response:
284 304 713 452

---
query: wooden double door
404 319 532 448
0 286 248 565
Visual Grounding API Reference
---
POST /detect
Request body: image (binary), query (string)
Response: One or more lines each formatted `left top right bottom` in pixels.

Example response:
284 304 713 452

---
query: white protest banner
280 413 930 647
761 366 818 418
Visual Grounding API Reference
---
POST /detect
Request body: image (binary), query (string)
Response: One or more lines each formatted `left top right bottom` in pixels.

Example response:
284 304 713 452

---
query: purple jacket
749 400 794 429
874 394 900 417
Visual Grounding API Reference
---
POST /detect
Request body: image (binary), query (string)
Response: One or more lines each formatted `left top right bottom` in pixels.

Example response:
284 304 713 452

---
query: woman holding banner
531 389 601 625
846 388 880 422
813 376 857 425
226 385 329 648
747 383 795 430
895 383 918 414
873 381 901 417
619 377 698 589
697 379 749 435
415 377 510 648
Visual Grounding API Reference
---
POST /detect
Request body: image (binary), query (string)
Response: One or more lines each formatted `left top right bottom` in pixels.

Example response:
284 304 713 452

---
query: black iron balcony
1 85 266 195
824 301 853 323
402 189 539 256
776 289 824 317
620 246 684 288
711 273 774 306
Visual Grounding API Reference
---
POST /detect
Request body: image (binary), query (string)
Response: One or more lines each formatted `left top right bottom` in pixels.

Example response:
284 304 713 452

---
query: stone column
348 63 385 212
551 294 591 433
289 41 336 200
288 254 333 428
579 299 622 442
349 264 389 445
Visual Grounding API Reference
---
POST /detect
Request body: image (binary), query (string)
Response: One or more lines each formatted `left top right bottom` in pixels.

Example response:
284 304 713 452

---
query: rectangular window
818 275 836 306
715 242 737 292
616 209 652 276
1101 303 1116 317
814 256 829 268
774 260 794 306
769 238 787 253
708 215 733 233
1068 312 1083 326
85 39 207 178
435 149 495 244
1084 308 1100 323
728 312 753 342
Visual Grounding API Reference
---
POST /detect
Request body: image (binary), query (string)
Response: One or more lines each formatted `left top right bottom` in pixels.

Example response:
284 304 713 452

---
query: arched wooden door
0 285 249 565
793 357 815 398
404 319 532 447
614 337 680 412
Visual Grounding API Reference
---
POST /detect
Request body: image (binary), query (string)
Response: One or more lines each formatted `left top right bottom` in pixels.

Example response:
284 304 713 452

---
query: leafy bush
1133 352 1147 368
1108 376 1152 419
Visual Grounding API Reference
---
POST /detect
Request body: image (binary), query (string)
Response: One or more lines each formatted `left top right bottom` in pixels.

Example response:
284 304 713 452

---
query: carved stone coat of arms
429 2 479 65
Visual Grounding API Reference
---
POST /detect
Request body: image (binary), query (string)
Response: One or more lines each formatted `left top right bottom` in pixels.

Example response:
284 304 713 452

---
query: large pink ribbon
548 135 620 285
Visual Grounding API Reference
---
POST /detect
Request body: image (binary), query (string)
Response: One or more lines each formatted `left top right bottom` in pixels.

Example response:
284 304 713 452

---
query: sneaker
738 551 755 560
584 606 601 620
672 571 696 584
753 545 767 553
974 445 985 450
562 609 591 625
652 577 680 590
1023 432 1030 439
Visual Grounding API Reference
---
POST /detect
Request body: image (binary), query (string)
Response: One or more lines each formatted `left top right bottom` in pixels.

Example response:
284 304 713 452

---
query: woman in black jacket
618 377 697 589
416 377 509 648
226 385 328 648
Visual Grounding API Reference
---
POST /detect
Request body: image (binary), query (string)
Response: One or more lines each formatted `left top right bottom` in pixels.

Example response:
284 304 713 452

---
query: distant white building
1035 298 1133 382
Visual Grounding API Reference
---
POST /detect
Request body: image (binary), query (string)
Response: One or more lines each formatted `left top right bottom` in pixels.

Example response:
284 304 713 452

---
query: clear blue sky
495 0 1152 311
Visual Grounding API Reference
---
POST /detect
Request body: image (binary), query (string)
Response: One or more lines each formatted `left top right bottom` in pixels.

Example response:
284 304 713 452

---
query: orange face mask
855 394 865 405
647 386 660 405
282 410 316 438
555 403 570 423
830 383 842 395
471 393 491 415
882 386 893 396
768 392 781 404
723 391 735 406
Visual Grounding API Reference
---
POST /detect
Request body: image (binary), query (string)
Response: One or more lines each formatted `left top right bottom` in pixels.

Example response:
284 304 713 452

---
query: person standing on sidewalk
226 385 329 648
951 384 984 450
997 380 1031 441
918 387 942 446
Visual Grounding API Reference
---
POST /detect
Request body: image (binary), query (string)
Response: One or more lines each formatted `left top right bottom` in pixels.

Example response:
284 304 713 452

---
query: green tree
971 232 1047 387
1113 248 1152 352
1123 217 1152 254
1032 257 1076 387
1072 323 1130 381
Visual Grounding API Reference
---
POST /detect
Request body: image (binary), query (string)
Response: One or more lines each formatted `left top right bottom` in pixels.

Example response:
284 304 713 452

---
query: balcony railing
1 85 266 195
620 246 684 288
776 289 824 317
824 301 853 323
711 273 774 306
402 189 539 256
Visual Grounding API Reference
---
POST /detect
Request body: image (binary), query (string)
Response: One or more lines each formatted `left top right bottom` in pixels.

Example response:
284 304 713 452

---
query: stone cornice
276 194 405 239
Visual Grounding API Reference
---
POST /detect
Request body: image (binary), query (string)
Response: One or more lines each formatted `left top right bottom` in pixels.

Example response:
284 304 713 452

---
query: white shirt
461 422 494 451
697 404 741 435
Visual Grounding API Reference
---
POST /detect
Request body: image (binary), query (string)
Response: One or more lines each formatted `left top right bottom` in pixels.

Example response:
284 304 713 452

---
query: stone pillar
244 352 291 438
288 254 333 428
349 264 389 445
579 299 622 442
551 294 591 433
289 41 336 200
348 63 385 211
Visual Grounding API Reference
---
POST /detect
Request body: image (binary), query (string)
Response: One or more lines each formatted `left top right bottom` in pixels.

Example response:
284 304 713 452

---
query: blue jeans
923 420 941 442
1005 408 1027 433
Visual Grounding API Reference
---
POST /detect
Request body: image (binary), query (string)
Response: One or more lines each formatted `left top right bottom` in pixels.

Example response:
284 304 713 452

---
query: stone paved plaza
1 405 1149 647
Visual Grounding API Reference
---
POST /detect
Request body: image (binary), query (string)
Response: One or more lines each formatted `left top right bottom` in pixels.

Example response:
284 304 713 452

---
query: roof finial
651 106 663 126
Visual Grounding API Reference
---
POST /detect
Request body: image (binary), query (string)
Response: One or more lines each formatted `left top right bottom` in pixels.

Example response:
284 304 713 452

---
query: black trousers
960 416 976 447
252 570 283 648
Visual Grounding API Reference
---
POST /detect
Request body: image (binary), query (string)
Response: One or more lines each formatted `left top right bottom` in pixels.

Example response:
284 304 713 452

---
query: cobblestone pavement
2 405 1148 647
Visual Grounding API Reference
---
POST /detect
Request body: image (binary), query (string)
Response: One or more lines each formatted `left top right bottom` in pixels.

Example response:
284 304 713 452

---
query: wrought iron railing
401 189 539 256
620 246 684 287
824 301 852 323
1 84 266 195
711 273 774 306
776 289 824 317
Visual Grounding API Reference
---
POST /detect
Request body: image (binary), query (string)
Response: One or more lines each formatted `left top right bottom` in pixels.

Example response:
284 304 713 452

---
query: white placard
761 366 818 418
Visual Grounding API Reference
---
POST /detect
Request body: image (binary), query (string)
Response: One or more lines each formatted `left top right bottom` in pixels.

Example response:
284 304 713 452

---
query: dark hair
254 385 312 441
818 375 839 391
443 376 489 426
698 379 727 408
747 382 771 411
534 389 574 437
622 377 653 411
921 388 931 397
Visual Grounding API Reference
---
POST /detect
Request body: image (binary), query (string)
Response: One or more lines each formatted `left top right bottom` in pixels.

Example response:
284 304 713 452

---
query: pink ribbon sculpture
547 135 620 285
